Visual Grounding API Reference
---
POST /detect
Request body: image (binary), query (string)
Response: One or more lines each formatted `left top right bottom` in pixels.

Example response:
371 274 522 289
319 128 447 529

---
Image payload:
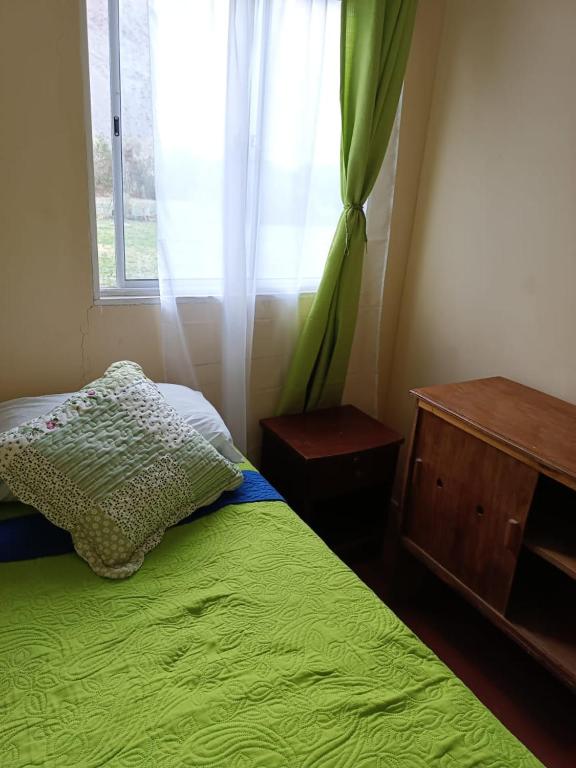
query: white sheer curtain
148 0 341 452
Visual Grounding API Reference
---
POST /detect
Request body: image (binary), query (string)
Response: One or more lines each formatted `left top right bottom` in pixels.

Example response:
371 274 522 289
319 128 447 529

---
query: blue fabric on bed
0 470 283 563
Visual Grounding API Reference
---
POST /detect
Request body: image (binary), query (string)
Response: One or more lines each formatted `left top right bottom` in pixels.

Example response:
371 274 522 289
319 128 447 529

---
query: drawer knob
505 518 523 554
412 457 423 485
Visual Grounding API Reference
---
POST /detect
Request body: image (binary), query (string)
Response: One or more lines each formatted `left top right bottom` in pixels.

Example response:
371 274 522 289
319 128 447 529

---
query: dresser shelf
523 476 576 581
507 551 576 683
524 536 576 581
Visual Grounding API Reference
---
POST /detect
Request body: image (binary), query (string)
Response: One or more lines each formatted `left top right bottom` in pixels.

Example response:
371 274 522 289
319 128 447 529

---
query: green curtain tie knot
343 203 367 245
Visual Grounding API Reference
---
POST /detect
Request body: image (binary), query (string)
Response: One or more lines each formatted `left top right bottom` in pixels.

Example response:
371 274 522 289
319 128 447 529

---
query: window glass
119 0 158 280
85 0 343 297
86 0 116 288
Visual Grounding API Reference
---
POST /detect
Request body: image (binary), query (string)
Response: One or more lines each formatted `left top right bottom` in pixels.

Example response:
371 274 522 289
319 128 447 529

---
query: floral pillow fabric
0 361 243 578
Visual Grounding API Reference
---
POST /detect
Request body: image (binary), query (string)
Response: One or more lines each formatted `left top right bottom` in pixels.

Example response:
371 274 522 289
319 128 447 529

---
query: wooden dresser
400 377 576 689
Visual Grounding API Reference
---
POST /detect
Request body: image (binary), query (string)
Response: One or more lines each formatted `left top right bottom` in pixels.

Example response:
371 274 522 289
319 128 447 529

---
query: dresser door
404 409 538 612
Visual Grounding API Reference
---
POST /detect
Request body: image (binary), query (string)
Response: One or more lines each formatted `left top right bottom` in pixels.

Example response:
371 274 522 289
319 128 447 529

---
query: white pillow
156 384 242 462
0 383 242 502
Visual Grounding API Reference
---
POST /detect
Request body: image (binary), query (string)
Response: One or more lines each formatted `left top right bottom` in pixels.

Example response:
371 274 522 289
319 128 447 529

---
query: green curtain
277 0 418 415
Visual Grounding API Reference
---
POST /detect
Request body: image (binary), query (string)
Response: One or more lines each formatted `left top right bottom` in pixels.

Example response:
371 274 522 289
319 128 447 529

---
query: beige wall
381 0 576 445
377 0 446 421
0 0 164 400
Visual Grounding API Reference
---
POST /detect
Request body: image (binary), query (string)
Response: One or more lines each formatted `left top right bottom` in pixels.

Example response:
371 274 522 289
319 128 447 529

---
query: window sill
95 294 160 306
95 292 317 306
95 293 224 306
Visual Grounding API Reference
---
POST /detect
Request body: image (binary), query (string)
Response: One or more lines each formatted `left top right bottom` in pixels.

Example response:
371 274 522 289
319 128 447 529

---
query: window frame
85 0 160 302
83 0 360 305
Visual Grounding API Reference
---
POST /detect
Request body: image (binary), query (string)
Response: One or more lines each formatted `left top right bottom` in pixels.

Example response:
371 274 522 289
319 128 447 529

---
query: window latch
113 116 120 137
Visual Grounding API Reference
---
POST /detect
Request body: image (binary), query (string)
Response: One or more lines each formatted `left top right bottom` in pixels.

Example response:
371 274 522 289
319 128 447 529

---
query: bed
0 461 542 767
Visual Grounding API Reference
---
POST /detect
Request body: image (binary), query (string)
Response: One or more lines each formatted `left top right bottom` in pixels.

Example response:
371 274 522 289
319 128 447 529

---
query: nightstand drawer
307 446 395 498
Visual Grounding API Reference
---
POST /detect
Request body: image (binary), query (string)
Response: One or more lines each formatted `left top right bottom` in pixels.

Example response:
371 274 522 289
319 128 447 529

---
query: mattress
0 464 541 767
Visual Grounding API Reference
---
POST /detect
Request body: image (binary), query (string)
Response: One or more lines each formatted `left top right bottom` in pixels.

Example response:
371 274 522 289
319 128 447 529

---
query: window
86 0 342 300
87 0 158 297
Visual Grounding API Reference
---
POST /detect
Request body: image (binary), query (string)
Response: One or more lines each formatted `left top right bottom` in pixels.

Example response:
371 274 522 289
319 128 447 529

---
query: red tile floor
351 555 576 768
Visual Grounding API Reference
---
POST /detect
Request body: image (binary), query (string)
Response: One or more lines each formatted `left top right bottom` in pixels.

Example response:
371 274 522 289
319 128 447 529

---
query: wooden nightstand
260 405 403 561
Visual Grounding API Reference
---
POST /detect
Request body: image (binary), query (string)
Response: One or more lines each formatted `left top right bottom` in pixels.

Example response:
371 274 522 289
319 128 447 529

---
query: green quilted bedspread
0 480 541 767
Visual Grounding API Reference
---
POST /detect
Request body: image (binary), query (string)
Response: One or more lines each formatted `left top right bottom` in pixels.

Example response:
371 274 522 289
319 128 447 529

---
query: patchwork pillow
0 361 243 578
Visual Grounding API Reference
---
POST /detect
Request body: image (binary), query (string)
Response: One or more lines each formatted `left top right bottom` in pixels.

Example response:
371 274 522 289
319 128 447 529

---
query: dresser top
412 377 576 483
260 405 403 460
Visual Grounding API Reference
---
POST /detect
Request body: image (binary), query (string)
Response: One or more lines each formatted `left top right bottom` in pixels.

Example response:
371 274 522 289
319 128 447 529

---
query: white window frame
85 0 159 303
